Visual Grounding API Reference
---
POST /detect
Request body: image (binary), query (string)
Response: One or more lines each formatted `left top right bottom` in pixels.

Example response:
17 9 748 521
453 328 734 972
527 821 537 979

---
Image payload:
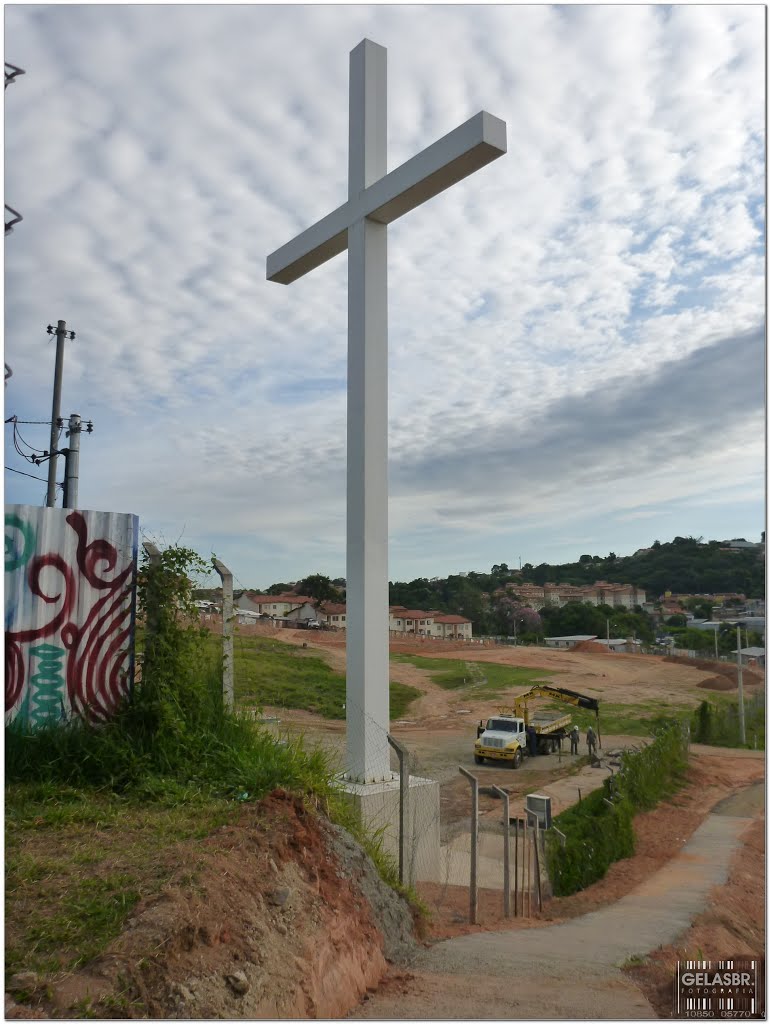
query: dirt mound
16 791 419 1020
664 655 764 687
572 640 609 654
698 676 738 691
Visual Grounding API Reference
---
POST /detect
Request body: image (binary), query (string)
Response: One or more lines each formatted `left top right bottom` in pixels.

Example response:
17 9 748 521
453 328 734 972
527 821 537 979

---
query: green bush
6 546 338 803
691 695 765 750
546 721 689 896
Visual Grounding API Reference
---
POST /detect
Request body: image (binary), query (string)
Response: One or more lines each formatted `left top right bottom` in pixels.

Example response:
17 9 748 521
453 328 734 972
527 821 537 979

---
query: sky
4 4 766 590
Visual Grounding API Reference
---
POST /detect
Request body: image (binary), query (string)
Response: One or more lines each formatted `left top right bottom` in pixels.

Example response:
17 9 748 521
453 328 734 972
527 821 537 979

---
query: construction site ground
6 627 765 1020
263 628 766 1017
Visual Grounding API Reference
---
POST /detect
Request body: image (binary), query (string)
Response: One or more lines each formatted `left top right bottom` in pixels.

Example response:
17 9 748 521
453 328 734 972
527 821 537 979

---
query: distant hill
387 536 764 633
514 537 765 598
193 536 764 630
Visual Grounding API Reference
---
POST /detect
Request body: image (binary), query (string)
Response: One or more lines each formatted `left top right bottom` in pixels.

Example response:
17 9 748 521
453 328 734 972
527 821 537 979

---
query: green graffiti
5 513 36 572
26 643 66 728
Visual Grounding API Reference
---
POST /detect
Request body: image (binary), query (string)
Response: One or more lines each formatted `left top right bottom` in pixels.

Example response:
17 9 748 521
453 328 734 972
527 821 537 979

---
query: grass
566 700 694 738
6 629 423 990
5 783 235 982
390 653 555 697
230 633 421 720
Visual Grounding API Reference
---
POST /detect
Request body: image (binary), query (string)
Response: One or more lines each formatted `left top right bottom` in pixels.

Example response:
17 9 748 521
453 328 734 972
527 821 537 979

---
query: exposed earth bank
5 791 421 1020
7 754 763 1020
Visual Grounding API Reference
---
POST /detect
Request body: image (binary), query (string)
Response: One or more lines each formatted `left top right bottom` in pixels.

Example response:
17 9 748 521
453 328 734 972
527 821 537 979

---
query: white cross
267 39 506 783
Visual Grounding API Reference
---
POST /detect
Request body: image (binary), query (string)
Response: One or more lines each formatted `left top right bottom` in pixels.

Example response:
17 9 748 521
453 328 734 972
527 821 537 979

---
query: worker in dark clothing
527 724 538 756
476 720 484 739
586 725 598 758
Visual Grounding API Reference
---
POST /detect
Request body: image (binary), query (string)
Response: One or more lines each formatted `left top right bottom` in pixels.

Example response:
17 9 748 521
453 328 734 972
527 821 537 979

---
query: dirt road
350 782 765 1020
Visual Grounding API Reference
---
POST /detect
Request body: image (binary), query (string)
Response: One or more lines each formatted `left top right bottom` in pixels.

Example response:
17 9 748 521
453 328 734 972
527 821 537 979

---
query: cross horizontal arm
365 111 506 225
266 202 351 285
266 110 506 285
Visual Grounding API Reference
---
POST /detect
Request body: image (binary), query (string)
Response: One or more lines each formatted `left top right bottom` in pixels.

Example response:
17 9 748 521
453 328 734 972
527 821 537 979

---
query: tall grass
6 547 340 803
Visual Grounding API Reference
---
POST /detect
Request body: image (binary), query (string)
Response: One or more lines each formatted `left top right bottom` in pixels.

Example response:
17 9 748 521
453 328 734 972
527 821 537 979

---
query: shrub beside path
350 782 763 1020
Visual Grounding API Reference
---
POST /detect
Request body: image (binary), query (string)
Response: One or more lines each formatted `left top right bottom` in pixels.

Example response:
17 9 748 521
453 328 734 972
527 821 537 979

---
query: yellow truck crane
473 684 600 767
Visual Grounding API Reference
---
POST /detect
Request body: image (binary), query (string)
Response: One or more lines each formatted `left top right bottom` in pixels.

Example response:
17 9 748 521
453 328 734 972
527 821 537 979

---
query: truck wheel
474 754 484 765
512 749 522 768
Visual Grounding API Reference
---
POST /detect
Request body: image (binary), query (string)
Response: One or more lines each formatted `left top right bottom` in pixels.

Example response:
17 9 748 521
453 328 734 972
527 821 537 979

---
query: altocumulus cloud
4 5 765 582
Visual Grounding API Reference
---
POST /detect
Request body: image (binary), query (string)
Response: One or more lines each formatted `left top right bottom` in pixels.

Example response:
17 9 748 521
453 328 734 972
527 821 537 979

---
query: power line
5 465 58 484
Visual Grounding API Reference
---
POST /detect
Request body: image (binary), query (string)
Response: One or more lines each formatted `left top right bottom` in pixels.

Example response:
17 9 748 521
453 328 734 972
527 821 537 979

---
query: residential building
318 602 347 628
236 592 309 617
388 606 472 639
432 614 472 639
506 582 645 610
283 602 320 624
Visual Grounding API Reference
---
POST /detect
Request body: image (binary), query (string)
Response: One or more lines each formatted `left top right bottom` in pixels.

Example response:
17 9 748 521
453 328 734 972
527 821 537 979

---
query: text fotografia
676 959 763 1019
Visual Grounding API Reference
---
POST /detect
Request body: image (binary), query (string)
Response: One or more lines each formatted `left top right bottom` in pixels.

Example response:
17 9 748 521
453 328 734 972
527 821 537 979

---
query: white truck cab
474 714 527 767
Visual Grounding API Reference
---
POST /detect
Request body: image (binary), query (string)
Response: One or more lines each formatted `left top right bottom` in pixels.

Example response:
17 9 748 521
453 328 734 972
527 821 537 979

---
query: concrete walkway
351 786 762 1019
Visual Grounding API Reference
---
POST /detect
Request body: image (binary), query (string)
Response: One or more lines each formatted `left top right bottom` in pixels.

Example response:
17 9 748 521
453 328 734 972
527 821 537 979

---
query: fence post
552 826 566 848
526 808 542 913
141 540 161 648
212 558 234 713
524 816 530 917
458 766 478 924
388 734 410 885
492 786 511 917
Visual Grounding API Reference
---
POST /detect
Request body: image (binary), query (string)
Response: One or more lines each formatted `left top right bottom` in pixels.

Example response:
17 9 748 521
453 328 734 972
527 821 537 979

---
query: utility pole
62 414 93 509
46 321 75 507
62 414 81 508
736 625 746 744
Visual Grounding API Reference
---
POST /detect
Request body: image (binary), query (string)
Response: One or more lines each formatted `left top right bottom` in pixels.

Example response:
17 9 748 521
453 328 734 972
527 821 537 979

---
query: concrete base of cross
340 774 440 884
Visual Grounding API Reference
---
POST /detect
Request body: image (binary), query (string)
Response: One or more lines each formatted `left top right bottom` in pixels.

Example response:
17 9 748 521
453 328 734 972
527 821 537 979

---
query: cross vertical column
346 39 390 782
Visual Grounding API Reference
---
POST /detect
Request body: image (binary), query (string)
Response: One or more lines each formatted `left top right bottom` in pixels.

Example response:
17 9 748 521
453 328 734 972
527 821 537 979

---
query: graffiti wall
5 505 139 728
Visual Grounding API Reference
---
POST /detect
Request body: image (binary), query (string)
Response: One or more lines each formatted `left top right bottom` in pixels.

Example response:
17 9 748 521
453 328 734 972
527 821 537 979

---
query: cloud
4 5 765 583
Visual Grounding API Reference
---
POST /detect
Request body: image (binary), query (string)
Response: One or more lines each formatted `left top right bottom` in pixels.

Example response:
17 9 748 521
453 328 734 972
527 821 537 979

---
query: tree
666 613 688 627
266 581 294 595
296 574 343 603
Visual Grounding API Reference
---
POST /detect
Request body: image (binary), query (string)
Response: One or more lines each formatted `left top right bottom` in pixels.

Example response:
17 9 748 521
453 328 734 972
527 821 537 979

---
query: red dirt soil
415 752 766 941
624 813 765 1017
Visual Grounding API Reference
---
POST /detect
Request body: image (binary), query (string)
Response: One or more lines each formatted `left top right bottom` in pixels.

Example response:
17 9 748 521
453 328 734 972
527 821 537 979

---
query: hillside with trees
515 536 764 597
388 537 764 637
195 537 763 638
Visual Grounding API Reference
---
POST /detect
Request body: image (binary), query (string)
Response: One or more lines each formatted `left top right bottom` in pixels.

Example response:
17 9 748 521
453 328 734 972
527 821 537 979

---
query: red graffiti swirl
66 512 133 591
66 583 134 721
6 554 76 644
5 638 25 712
8 512 136 726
